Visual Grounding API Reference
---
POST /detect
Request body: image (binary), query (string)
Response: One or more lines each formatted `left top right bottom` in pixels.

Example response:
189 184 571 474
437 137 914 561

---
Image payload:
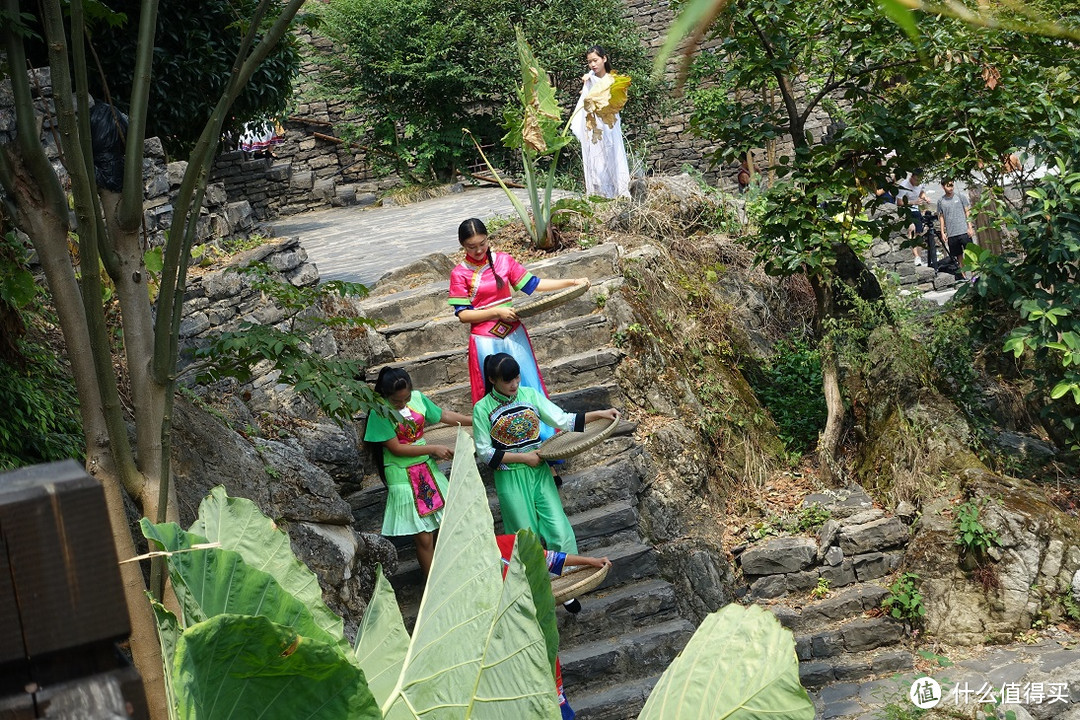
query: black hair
365 366 414 485
586 45 612 74
458 217 504 290
483 353 520 396
374 366 412 398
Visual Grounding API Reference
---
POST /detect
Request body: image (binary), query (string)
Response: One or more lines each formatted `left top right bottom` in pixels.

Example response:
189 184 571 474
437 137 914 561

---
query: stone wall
0 67 258 249
207 31 401 222
737 489 910 600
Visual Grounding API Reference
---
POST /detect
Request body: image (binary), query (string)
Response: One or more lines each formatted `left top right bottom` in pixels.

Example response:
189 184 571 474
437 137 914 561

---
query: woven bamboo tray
515 281 589 319
536 412 621 461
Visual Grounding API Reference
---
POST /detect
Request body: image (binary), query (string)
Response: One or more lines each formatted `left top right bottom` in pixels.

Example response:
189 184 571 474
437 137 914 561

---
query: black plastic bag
90 103 128 192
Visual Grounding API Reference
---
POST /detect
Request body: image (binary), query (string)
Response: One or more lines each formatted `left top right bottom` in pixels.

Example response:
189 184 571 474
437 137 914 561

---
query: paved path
816 633 1080 719
269 186 569 287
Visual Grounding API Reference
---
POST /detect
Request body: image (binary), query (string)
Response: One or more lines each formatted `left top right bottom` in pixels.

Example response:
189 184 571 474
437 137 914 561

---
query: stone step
570 675 660 720
378 276 623 360
559 618 696 696
568 501 640 553
793 615 906 662
388 528 652 608
766 582 891 634
354 244 622 326
798 646 916 690
558 578 681 648
366 313 615 390
422 347 625 412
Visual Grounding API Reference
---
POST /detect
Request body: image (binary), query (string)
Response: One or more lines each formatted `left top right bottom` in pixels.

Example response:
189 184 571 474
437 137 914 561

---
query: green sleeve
363 408 397 443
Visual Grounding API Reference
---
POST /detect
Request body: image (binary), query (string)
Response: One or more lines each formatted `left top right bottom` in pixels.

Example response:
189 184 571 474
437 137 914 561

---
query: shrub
0 340 84 470
751 337 827 455
314 0 662 182
953 500 1000 556
882 572 926 627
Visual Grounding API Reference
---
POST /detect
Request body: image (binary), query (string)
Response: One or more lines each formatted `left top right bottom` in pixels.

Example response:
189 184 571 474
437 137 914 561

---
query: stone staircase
348 244 695 720
736 487 918 700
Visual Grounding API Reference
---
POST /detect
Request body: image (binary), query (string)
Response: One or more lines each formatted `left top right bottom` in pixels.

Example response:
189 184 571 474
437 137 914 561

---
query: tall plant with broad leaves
468 27 628 249
144 428 814 719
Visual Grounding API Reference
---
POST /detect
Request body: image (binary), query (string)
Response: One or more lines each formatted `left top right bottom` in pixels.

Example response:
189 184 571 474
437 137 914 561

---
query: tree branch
0 0 68 221
799 59 921 128
118 0 161 230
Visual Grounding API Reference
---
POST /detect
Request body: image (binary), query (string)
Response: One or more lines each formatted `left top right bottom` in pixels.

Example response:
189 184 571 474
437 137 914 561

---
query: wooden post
0 460 148 719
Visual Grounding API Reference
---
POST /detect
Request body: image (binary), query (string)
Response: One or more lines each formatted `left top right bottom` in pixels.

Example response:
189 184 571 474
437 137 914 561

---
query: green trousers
494 464 578 553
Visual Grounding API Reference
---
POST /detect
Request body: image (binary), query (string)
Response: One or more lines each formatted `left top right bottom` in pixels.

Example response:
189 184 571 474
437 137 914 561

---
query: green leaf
639 604 814 720
379 427 561 719
653 0 722 78
1050 381 1077 401
151 601 182 720
514 529 559 676
188 487 346 649
140 520 343 651
144 246 165 274
353 565 410 705
172 614 379 720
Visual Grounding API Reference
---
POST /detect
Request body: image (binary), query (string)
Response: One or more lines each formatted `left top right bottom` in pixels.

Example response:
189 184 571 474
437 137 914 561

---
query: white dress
571 72 631 199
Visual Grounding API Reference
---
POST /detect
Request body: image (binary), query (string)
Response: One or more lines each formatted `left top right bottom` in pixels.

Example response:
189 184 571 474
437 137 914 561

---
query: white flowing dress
571 72 631 199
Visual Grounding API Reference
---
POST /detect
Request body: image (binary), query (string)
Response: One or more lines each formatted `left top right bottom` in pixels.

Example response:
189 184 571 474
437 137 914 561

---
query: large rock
741 536 818 575
838 516 909 554
171 398 380 632
906 475 1080 645
171 397 272 525
252 438 354 524
292 420 366 489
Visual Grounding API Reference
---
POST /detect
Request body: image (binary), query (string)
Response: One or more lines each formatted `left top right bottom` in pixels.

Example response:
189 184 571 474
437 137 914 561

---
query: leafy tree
0 1 306 715
313 0 661 182
684 0 914 480
17 0 302 159
899 10 1080 205
963 125 1080 452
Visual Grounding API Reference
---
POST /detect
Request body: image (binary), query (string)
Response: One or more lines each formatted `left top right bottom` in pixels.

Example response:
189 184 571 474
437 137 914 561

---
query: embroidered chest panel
395 407 425 444
489 403 542 450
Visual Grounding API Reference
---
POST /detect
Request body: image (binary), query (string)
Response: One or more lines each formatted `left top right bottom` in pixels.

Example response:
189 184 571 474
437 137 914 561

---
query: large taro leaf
188 486 346 649
583 73 632 142
172 613 379 720
638 604 814 720
352 563 409 706
151 601 182 720
513 529 558 676
140 520 343 652
503 27 569 157
378 427 560 719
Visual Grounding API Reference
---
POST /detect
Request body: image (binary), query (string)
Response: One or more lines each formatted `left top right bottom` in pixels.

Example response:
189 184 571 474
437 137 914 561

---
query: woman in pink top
448 218 586 443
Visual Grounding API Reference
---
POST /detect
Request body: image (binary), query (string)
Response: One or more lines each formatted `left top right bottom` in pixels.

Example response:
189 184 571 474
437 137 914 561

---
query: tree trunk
99 191 178 530
810 274 844 484
96 464 171 720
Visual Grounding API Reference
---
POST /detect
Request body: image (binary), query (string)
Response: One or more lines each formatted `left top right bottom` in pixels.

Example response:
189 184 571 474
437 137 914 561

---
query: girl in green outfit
473 353 618 555
365 367 471 575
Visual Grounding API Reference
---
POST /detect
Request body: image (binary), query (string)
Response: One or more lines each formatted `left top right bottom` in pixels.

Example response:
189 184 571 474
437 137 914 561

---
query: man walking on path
898 169 931 265
937 179 976 279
